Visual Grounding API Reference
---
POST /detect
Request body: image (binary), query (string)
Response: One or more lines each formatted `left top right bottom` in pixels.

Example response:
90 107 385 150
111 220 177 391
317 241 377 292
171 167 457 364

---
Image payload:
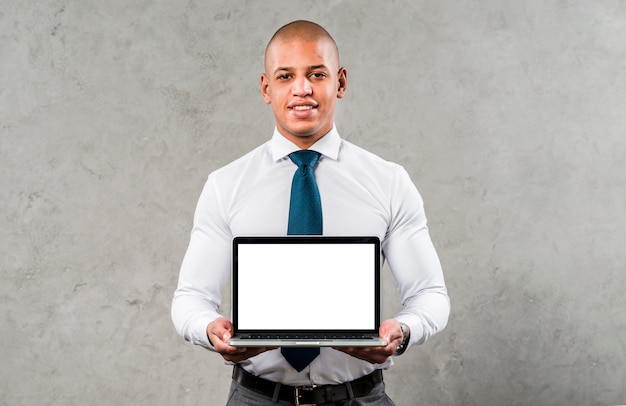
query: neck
277 126 333 149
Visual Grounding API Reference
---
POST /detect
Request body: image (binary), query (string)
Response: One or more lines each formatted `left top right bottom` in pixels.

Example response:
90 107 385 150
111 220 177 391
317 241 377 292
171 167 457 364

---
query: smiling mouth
290 105 316 111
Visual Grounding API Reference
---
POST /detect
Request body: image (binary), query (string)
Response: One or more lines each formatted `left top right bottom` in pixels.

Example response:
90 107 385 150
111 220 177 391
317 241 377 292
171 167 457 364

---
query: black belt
232 364 383 405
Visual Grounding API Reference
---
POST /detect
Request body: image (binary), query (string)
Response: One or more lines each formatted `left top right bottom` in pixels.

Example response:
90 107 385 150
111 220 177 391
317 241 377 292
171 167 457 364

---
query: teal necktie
287 150 323 235
281 150 322 371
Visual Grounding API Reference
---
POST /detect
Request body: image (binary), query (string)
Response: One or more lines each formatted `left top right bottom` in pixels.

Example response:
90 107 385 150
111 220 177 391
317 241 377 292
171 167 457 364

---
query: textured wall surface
2 1 625 405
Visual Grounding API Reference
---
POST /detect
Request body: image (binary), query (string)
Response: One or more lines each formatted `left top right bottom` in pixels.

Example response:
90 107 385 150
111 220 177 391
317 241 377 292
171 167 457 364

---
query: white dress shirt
171 126 450 386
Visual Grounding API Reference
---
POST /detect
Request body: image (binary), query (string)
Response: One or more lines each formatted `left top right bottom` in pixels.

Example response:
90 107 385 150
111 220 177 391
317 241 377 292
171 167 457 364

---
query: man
172 20 450 405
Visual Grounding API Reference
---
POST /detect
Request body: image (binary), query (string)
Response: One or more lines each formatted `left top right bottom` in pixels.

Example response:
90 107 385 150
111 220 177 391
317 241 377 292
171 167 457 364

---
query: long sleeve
383 167 450 348
171 174 232 350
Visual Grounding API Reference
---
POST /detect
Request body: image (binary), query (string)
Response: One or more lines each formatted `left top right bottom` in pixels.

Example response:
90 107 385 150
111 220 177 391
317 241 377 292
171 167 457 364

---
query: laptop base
229 337 387 347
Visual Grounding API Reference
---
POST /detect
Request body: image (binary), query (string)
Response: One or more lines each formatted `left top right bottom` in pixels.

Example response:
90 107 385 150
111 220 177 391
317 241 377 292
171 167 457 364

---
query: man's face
261 38 347 149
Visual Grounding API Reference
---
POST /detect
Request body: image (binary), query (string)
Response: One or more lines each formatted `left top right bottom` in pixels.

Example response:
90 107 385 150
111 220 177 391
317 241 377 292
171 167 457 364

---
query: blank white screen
236 243 375 330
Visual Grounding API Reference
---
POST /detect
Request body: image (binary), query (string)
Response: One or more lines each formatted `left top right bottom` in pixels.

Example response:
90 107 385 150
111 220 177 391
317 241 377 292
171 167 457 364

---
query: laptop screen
232 236 381 334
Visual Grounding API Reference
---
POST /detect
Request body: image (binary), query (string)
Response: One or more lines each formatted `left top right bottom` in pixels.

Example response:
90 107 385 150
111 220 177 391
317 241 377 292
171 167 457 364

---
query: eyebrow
273 64 329 74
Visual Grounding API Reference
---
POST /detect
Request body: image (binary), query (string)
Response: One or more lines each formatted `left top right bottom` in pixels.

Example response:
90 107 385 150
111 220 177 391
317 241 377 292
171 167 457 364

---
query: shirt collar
270 125 341 162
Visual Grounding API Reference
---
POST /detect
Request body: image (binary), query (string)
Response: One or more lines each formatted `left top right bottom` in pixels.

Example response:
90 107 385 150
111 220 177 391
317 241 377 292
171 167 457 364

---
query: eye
276 73 292 81
310 72 327 79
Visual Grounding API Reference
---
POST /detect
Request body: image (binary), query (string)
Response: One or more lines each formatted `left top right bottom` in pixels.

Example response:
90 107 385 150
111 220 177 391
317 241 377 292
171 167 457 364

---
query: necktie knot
289 150 320 171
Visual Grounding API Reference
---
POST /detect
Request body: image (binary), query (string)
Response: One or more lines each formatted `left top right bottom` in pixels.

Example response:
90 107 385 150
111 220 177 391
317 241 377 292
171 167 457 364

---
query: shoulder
208 142 272 180
337 138 420 201
339 138 405 175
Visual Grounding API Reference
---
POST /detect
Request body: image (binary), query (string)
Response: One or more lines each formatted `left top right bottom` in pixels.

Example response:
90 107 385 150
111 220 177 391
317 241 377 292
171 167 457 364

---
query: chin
287 127 318 138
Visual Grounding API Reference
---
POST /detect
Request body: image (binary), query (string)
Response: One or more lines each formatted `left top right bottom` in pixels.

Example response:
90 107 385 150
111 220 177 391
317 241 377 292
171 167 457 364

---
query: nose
292 76 312 96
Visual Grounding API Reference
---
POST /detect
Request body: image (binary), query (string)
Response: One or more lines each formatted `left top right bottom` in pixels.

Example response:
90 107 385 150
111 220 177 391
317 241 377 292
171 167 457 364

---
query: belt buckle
294 385 317 406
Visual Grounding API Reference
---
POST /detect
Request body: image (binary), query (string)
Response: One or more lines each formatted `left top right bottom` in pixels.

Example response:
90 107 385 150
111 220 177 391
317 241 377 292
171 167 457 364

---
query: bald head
260 20 347 148
264 20 339 70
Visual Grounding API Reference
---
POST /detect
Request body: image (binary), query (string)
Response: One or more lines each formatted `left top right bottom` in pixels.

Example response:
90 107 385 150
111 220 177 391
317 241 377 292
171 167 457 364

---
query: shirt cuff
191 315 217 351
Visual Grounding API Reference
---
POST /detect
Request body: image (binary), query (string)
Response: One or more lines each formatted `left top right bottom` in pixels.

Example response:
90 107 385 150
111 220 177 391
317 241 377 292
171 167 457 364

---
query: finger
209 331 229 347
225 346 271 363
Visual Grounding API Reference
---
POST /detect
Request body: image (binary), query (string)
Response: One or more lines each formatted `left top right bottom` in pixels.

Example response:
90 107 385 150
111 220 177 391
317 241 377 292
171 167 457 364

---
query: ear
336 67 348 99
260 73 271 104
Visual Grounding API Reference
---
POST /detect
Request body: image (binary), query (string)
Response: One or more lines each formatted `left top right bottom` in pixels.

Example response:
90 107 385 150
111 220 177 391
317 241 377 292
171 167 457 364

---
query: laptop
228 236 387 347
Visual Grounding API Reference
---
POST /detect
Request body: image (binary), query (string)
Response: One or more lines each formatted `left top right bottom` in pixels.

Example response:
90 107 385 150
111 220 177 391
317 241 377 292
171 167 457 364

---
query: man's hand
333 319 406 364
207 317 274 363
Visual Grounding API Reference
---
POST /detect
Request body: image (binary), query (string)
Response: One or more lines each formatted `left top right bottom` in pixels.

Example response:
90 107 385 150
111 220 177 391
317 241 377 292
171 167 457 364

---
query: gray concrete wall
2 1 625 405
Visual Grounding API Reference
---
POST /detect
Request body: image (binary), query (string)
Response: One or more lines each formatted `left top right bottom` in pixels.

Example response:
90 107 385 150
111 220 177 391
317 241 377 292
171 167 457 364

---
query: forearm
171 236 230 350
171 292 222 349
394 286 450 347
